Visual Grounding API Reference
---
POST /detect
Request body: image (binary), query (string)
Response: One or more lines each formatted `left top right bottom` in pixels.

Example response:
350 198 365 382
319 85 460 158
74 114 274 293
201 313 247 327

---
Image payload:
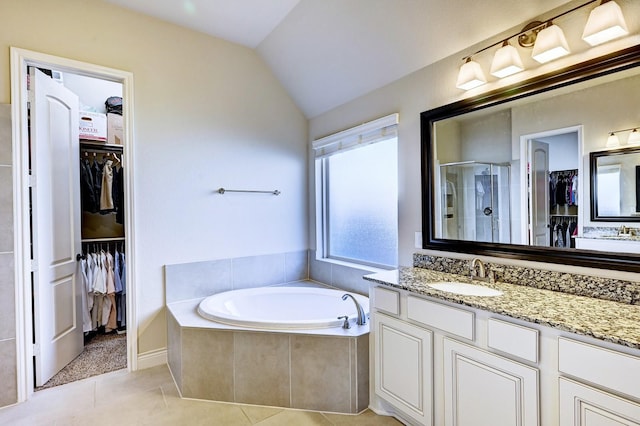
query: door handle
76 253 84 262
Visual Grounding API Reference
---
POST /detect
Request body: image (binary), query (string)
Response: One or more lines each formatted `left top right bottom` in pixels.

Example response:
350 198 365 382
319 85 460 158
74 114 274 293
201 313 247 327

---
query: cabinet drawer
373 286 400 315
559 337 640 400
488 318 538 363
407 296 474 340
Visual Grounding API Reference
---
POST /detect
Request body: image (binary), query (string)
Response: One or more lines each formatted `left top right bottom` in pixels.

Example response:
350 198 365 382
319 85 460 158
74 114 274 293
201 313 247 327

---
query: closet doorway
521 126 582 248
10 48 137 401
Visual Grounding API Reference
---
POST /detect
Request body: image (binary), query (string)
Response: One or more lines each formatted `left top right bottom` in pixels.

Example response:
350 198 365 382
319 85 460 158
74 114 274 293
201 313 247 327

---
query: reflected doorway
523 127 582 248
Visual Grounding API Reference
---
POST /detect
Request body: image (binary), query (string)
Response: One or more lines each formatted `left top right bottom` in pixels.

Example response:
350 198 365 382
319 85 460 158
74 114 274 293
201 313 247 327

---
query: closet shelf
80 140 123 149
82 237 125 243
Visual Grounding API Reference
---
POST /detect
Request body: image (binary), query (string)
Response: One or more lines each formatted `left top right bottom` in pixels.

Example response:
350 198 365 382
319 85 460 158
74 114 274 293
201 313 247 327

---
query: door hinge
32 343 40 356
30 260 38 271
28 175 35 188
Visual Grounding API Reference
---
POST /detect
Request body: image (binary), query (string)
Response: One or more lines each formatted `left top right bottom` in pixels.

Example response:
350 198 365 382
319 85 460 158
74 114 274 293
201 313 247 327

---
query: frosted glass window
325 138 398 267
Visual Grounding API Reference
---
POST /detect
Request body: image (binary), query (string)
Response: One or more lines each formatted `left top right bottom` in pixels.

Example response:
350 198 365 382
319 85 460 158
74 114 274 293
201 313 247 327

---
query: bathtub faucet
341 294 367 326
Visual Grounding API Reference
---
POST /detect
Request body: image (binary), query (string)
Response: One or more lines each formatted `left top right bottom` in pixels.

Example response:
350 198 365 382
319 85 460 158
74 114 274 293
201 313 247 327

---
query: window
314 114 398 268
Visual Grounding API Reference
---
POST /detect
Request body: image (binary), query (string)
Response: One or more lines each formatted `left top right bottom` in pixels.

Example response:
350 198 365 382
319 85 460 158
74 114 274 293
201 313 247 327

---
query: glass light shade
456 59 487 91
606 132 620 148
531 24 570 63
490 43 524 78
627 129 640 146
582 1 628 46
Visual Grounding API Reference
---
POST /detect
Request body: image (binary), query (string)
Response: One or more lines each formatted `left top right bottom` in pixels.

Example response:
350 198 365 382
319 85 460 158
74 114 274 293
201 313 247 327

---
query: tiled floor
0 365 404 425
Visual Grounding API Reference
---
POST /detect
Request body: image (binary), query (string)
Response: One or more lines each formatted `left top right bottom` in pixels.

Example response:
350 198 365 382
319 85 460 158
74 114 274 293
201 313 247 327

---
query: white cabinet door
443 338 539 426
559 378 640 425
374 312 433 425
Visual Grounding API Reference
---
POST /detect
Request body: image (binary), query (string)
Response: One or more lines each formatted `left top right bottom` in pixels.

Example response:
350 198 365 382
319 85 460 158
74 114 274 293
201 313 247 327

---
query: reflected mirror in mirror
421 47 640 272
590 147 640 221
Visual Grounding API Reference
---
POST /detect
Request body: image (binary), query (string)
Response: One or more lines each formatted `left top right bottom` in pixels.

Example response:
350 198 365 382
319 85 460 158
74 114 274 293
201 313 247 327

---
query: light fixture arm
609 127 639 135
461 0 599 61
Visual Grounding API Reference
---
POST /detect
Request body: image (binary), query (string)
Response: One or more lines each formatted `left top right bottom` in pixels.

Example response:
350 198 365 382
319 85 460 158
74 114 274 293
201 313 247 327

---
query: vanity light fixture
531 22 571 63
455 0 631 91
582 0 629 46
606 132 620 148
490 41 524 78
456 57 487 90
606 127 640 147
627 129 640 146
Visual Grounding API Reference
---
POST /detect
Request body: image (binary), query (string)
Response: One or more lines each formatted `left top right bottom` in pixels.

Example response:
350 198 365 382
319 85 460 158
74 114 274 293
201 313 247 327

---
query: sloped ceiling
101 0 571 118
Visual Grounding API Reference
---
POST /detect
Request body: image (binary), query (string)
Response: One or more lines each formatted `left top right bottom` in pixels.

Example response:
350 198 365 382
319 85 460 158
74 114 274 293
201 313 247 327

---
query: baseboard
137 348 167 370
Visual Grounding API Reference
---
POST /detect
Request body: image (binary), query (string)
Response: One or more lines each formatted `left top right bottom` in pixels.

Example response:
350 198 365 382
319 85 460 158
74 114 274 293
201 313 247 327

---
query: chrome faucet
342 294 367 325
470 258 490 282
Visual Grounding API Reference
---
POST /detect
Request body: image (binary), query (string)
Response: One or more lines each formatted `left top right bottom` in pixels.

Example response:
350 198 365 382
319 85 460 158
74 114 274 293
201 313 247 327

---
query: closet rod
82 237 126 242
217 188 281 196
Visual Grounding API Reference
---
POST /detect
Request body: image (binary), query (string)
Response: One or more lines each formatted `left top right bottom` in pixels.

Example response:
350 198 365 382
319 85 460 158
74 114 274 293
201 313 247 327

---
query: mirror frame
590 146 640 222
421 45 640 273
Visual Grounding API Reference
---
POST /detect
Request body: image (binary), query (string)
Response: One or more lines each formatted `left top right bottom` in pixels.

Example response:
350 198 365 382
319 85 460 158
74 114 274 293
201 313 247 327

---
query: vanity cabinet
370 283 640 426
574 237 640 253
443 338 539 426
558 337 640 425
371 285 538 426
559 378 640 425
372 310 433 425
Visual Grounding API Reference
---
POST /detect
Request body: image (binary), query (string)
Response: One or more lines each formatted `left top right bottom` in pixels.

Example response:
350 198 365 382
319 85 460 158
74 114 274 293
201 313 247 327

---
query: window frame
313 114 399 269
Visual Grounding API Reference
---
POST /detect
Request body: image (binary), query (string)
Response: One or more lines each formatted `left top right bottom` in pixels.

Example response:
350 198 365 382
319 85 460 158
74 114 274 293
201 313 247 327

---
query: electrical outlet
414 231 423 248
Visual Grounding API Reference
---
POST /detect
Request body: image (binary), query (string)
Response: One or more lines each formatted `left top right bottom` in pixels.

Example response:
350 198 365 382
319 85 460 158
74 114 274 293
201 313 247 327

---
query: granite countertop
364 267 640 350
580 235 640 241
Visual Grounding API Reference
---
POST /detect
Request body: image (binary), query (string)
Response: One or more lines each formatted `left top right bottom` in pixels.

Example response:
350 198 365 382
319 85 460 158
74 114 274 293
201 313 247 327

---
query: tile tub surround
164 250 309 304
167 298 370 413
164 251 372 413
413 254 640 305
364 267 640 349
0 104 16 409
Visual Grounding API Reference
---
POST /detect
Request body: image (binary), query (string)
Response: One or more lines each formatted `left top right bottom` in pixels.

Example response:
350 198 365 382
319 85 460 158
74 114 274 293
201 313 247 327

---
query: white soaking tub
197 286 369 329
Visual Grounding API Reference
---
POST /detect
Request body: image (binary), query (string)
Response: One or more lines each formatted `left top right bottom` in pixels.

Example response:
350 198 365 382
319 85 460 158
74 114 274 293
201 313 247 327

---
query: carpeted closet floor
36 332 127 391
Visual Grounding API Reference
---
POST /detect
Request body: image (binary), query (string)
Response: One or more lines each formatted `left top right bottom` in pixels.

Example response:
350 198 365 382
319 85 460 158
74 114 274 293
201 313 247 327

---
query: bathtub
168 282 370 412
197 286 369 329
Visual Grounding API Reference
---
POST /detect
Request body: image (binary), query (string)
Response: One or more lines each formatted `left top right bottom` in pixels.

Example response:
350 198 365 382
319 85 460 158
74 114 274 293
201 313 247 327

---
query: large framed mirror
591 146 640 222
421 46 640 272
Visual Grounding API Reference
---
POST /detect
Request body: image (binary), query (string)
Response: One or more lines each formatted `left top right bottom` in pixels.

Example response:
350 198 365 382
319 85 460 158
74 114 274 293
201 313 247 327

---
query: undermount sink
428 281 503 297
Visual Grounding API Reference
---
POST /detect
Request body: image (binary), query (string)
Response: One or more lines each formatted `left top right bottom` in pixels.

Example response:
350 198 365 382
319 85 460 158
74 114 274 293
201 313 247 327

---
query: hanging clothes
81 244 127 334
80 258 92 333
80 156 98 213
555 176 567 206
92 157 103 208
119 251 127 328
113 164 125 224
105 251 118 332
100 159 115 211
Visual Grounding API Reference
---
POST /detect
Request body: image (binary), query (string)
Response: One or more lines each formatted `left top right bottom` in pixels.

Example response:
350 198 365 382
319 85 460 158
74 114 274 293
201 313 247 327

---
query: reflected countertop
364 267 640 349
579 235 640 241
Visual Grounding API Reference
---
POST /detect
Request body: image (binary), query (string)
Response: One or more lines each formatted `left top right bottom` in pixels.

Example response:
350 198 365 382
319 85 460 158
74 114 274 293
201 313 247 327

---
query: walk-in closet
550 169 579 248
31 68 129 390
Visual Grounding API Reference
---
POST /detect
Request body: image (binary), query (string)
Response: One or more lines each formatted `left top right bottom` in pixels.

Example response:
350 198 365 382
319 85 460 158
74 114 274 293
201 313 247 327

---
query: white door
30 68 83 386
529 140 550 246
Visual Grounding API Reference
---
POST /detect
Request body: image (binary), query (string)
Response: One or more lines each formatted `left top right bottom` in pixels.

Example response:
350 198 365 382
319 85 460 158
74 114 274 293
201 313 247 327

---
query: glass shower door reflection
439 162 511 243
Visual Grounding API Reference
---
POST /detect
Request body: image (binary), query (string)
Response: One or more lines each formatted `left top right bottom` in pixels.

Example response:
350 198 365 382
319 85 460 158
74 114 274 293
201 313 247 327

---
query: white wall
61 73 123 113
1 0 308 355
308 0 640 281
511 72 640 230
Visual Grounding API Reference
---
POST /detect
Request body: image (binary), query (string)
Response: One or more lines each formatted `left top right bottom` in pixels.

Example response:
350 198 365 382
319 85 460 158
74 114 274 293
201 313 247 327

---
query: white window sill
314 256 396 274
